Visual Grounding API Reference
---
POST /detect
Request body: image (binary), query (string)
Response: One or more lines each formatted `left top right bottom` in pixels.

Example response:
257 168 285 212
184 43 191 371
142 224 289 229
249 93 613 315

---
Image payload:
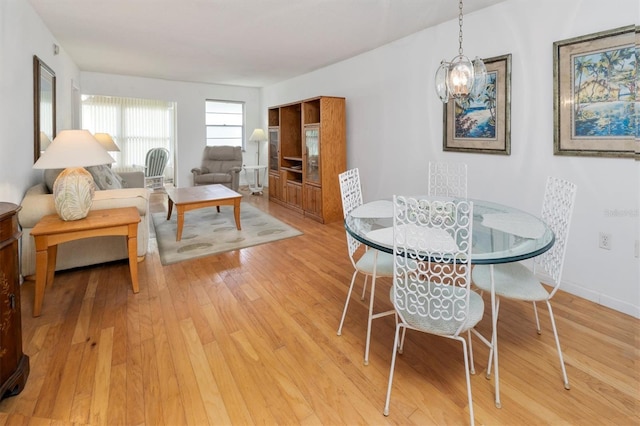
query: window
205 100 244 148
81 95 176 175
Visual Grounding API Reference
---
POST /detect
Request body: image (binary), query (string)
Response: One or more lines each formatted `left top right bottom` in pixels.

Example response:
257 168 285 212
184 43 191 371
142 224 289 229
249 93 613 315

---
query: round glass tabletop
345 197 555 265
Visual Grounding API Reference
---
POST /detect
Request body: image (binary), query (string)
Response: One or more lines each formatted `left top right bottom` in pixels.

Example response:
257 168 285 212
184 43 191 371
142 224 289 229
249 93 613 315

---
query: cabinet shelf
282 167 303 174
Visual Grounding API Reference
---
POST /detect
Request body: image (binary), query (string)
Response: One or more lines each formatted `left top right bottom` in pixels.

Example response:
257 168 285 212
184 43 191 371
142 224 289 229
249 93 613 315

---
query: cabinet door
268 172 282 201
304 126 320 185
268 127 279 173
286 182 302 208
304 184 323 219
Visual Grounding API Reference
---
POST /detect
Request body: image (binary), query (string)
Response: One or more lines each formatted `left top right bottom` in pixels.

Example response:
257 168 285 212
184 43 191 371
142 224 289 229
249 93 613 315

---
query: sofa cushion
86 165 124 190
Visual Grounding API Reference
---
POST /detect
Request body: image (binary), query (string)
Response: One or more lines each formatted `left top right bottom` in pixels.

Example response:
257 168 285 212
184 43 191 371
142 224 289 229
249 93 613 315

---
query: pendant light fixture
435 0 487 106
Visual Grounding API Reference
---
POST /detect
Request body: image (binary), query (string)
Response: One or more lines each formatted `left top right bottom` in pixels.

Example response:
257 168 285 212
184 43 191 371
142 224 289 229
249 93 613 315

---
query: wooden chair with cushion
191 145 242 191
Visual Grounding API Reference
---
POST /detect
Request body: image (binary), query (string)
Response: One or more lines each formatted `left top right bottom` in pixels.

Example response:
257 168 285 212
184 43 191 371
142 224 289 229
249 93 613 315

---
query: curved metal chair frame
471 176 577 391
383 196 484 425
428 161 468 198
336 168 395 365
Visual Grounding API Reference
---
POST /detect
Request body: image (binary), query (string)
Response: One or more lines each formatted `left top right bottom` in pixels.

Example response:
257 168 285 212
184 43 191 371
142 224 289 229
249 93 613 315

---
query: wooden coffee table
166 184 242 241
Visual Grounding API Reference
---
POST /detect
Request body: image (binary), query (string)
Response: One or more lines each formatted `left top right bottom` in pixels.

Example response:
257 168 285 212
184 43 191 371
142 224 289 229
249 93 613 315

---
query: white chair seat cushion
390 283 484 336
472 263 549 302
355 249 394 277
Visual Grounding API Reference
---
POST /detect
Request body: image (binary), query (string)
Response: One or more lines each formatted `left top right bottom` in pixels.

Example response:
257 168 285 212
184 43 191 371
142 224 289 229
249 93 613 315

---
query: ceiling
29 0 507 88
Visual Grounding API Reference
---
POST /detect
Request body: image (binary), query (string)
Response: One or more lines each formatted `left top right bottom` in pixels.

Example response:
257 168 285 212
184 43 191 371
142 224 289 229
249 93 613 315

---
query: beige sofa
19 170 150 278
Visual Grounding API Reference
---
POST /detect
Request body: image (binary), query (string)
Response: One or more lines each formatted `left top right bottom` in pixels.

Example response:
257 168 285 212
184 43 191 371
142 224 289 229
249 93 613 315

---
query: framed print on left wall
443 53 512 155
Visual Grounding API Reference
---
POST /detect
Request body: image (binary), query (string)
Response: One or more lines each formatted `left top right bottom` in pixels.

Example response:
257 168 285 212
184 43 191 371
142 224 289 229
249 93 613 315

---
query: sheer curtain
81 95 176 178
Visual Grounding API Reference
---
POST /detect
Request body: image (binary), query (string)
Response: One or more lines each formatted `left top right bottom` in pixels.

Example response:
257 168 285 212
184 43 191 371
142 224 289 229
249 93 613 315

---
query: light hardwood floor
1 189 638 425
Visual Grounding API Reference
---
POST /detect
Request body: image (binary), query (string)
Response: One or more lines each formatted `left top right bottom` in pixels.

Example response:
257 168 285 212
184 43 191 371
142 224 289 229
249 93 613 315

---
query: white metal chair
144 147 169 190
471 176 577 390
383 196 484 425
428 161 468 198
337 168 395 365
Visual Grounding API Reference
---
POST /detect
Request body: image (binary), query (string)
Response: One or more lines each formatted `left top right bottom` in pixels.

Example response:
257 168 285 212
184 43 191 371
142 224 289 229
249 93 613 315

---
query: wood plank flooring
1 188 638 425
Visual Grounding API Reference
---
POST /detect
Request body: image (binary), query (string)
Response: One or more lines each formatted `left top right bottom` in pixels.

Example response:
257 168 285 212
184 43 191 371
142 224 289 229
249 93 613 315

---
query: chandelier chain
458 0 464 55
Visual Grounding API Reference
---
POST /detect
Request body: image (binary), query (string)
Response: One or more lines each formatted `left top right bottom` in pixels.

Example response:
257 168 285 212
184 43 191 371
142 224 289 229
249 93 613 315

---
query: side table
29 207 141 317
243 165 267 195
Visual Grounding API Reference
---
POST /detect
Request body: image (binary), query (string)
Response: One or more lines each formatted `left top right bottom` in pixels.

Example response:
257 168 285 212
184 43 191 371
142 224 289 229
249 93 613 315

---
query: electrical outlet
599 232 612 250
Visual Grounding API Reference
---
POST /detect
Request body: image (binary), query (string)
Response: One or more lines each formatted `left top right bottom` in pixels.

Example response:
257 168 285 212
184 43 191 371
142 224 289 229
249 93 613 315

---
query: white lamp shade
94 133 120 152
33 129 115 169
249 128 267 142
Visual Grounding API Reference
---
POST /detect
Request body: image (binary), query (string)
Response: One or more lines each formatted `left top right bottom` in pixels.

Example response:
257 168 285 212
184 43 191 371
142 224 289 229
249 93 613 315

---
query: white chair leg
467 330 476 375
398 326 407 354
383 324 403 416
486 297 501 379
360 275 369 301
546 300 571 390
460 336 475 426
533 301 542 334
364 272 377 365
337 270 359 336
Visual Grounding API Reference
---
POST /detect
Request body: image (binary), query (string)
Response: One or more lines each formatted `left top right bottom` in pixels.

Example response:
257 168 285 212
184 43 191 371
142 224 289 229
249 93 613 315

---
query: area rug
151 203 302 265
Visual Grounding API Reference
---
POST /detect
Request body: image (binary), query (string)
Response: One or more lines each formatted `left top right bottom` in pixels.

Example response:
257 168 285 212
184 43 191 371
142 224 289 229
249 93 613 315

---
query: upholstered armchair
191 145 243 190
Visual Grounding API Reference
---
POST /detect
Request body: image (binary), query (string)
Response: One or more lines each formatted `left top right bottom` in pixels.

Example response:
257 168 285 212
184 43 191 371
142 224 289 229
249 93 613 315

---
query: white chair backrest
428 161 468 198
338 168 364 259
392 196 474 336
535 176 577 295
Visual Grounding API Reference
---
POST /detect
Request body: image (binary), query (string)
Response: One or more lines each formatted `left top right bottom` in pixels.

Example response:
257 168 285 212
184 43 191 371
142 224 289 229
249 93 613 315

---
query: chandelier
435 0 486 106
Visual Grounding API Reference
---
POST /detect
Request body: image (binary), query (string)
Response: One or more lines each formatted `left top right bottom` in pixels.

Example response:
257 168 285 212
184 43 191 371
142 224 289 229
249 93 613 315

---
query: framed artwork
553 25 636 158
443 53 511 155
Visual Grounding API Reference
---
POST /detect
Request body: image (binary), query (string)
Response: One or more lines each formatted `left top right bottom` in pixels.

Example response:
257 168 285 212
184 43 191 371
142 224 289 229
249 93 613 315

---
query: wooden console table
30 207 141 317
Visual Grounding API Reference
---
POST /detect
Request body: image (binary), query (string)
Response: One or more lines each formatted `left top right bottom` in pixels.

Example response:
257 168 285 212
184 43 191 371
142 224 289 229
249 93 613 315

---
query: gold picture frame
553 25 637 158
443 54 512 155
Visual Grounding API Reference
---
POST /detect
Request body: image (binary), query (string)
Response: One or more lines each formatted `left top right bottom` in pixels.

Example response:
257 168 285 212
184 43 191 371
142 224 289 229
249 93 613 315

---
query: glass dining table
345 197 555 408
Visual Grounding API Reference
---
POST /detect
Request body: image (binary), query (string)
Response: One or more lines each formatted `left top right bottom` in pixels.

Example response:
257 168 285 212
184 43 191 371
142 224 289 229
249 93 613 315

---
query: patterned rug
151 203 302 265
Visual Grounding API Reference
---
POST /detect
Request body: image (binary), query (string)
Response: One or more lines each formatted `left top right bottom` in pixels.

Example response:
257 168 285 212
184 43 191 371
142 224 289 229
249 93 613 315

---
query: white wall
0 0 79 204
80 73 262 187
262 0 640 317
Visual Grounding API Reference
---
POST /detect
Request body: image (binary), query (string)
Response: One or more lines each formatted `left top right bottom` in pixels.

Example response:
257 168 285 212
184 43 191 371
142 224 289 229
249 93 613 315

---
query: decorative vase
52 167 96 221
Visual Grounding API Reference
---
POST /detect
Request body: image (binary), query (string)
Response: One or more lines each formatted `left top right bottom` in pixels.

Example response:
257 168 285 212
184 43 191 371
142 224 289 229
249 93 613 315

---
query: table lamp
33 129 115 221
249 128 266 166
93 133 120 152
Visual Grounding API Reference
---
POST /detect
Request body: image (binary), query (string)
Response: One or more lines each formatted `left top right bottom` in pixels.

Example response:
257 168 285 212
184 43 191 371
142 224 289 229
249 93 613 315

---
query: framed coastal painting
553 25 637 158
443 53 512 155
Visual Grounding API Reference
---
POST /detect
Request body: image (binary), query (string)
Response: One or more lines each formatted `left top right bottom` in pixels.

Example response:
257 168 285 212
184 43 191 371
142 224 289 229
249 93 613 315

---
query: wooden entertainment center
267 96 346 224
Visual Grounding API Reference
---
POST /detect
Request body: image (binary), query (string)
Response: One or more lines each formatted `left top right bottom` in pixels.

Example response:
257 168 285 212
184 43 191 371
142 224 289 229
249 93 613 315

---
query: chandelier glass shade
435 0 486 106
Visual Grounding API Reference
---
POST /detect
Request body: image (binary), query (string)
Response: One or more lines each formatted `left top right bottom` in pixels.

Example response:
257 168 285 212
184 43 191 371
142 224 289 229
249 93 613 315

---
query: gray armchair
191 145 243 191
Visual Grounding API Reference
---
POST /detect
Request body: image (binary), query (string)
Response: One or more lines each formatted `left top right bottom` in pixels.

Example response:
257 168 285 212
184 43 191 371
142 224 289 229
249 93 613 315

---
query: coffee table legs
233 199 241 231
176 206 185 241
170 200 242 241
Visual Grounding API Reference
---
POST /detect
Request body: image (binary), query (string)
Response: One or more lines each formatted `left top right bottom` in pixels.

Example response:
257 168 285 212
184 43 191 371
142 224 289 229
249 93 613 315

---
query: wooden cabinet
0 203 29 400
267 96 346 223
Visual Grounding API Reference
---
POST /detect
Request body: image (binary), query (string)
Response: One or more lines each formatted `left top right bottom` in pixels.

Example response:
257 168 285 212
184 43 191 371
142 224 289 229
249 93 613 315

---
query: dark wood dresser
0 202 29 399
